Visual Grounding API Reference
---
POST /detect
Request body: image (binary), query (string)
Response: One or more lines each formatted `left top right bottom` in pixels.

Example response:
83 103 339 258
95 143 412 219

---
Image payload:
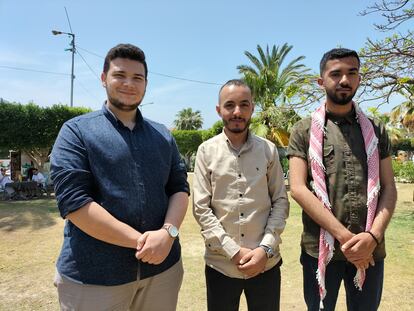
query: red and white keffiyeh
308 102 380 309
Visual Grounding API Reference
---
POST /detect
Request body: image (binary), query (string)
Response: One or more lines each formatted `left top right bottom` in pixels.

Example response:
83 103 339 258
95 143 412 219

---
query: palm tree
237 43 314 146
238 43 311 110
173 108 203 130
390 93 414 133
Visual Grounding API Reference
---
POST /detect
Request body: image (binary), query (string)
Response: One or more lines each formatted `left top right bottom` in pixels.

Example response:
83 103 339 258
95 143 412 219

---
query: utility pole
52 30 76 107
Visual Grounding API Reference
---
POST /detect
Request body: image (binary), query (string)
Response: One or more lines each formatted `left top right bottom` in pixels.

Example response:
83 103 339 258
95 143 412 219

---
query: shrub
392 160 414 183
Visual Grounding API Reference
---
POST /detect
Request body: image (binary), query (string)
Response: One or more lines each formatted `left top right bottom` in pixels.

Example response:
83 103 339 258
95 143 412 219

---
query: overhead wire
0 65 69 76
77 45 222 86
76 51 101 81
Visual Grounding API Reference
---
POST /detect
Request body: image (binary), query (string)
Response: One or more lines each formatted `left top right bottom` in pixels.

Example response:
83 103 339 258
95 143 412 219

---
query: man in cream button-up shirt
193 79 289 311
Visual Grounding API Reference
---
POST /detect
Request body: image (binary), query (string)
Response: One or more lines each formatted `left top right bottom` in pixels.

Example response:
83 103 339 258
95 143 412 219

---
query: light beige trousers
54 259 183 311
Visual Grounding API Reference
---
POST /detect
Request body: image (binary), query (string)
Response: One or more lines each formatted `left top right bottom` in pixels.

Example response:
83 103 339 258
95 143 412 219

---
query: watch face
267 249 274 258
168 225 179 238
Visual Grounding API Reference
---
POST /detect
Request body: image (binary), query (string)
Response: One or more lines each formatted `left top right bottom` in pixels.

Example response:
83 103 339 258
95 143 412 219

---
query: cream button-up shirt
193 131 289 278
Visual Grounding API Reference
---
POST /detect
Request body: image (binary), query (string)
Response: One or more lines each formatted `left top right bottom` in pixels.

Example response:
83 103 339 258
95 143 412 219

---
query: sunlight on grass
0 182 412 310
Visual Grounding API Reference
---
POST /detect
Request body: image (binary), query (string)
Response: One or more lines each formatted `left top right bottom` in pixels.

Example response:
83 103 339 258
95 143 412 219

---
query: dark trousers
301 251 384 311
205 261 281 311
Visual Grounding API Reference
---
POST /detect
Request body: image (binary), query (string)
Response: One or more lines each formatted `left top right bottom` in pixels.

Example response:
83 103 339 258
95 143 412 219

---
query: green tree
0 102 90 170
173 108 203 130
359 0 414 132
172 130 203 171
237 43 316 145
201 120 223 141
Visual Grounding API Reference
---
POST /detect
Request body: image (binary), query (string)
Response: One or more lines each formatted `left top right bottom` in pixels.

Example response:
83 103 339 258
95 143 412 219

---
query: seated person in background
31 168 45 186
0 168 12 188
0 168 15 198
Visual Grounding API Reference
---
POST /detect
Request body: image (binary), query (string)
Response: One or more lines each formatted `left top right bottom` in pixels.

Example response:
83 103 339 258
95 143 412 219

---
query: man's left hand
135 229 174 265
341 232 377 263
237 247 267 278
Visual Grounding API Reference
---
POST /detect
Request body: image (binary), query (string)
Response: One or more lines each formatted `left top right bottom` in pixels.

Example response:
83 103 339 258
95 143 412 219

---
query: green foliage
392 160 414 182
392 138 414 152
172 130 204 171
173 108 203 130
171 130 203 156
237 43 314 145
280 156 289 175
0 102 91 150
237 43 313 111
200 120 223 141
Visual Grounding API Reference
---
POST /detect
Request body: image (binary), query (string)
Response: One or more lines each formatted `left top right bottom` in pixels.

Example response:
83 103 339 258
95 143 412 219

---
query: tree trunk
23 147 50 172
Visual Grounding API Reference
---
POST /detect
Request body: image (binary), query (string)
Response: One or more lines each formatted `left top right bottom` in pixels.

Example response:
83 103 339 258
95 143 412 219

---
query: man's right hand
231 247 251 265
135 229 175 265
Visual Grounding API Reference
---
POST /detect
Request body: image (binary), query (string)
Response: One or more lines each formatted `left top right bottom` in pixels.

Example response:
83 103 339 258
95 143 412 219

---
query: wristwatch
259 245 274 259
162 224 179 239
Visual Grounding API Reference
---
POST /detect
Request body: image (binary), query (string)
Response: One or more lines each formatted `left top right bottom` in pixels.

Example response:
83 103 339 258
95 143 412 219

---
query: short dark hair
219 79 252 98
103 43 148 78
320 48 360 75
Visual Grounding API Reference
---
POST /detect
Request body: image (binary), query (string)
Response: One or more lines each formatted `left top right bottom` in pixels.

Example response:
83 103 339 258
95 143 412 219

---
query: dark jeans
301 251 384 311
205 261 281 311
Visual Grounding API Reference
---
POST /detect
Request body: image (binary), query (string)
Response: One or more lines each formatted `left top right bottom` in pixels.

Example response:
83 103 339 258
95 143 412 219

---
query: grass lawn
0 180 413 310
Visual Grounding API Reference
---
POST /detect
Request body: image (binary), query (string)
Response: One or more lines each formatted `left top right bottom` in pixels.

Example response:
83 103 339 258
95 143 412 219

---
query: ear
317 77 324 89
216 104 221 117
101 72 107 88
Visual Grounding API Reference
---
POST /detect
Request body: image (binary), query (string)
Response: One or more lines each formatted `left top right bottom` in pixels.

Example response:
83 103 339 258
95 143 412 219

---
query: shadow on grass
0 199 59 232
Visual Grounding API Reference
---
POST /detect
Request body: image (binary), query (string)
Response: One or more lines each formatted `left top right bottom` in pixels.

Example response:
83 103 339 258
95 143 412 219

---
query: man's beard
223 118 251 133
107 94 143 111
326 87 357 106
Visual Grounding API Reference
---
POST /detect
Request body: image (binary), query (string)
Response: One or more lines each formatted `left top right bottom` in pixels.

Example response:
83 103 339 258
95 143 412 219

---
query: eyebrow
330 67 359 74
112 70 145 77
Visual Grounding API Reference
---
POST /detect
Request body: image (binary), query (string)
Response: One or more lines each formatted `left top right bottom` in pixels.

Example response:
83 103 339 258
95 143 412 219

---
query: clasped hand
232 247 267 278
135 229 174 265
341 232 377 270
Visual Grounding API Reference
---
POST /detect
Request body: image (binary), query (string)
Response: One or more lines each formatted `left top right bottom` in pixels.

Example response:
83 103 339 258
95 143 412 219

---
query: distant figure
193 79 289 311
397 150 408 163
0 168 15 198
0 168 12 186
31 168 45 186
27 166 35 181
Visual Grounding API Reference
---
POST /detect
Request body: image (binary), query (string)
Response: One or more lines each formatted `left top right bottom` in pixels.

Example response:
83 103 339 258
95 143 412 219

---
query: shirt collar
102 102 144 129
326 106 356 125
221 130 253 152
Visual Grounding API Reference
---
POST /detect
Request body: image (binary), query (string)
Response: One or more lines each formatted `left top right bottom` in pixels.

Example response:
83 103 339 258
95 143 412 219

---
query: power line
77 45 222 86
77 79 101 102
77 46 103 58
149 71 221 85
0 65 70 76
77 51 101 81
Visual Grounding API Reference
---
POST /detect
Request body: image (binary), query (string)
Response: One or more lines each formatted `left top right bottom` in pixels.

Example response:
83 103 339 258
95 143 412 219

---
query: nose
122 78 135 87
233 105 242 116
339 74 350 86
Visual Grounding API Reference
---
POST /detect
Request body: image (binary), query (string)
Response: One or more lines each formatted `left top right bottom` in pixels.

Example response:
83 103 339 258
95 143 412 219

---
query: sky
1 0 412 129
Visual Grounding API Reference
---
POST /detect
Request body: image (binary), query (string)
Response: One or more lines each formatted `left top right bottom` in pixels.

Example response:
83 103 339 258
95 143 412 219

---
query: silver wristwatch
163 224 179 239
259 245 274 259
